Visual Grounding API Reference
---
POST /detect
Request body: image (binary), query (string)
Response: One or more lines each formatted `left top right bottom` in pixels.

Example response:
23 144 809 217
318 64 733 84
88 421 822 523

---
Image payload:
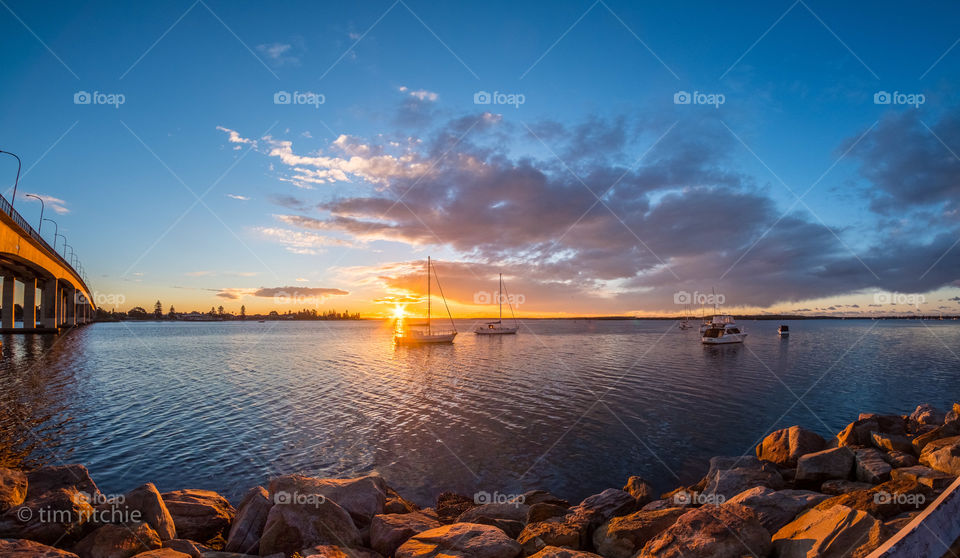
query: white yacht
700 315 747 344
475 273 519 335
395 257 458 345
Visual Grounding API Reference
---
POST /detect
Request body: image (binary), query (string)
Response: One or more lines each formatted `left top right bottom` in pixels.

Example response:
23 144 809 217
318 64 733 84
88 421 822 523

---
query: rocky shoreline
1 403 959 558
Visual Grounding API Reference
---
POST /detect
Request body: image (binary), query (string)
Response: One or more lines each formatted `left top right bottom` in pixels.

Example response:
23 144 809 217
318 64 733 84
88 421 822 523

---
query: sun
391 305 407 320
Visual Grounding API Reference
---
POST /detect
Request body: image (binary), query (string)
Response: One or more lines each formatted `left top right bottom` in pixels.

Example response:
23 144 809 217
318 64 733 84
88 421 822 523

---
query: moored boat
700 315 747 344
395 257 458 345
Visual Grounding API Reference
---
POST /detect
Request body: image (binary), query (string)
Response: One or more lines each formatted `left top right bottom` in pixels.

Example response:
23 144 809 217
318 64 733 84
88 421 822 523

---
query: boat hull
701 333 747 344
395 332 457 345
475 326 518 335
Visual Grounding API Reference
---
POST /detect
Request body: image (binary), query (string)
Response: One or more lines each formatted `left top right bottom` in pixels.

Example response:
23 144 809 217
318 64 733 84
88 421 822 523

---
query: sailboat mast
499 273 502 323
427 256 431 334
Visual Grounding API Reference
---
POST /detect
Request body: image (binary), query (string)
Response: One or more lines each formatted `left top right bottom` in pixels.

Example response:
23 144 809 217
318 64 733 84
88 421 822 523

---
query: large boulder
395 523 521 558
224 486 272 555
0 468 28 513
853 448 892 484
127 550 190 558
300 545 383 558
912 420 960 453
27 465 100 501
160 538 211 557
160 490 234 547
435 493 477 524
527 503 570 524
723 487 828 533
813 477 933 520
520 491 569 508
258 493 361 556
457 503 529 525
882 450 917 468
637 504 771 558
268 475 387 527
756 426 826 467
527 547 599 558
795 447 854 485
0 538 80 557
385 486 418 515
622 477 654 507
0 487 93 545
946 403 960 423
591 508 685 558
700 456 785 499
771 504 883 558
370 511 442 557
910 404 946 426
96 483 176 541
890 465 956 491
820 480 872 495
73 522 162 558
570 490 637 529
870 432 913 454
919 435 960 475
517 516 590 555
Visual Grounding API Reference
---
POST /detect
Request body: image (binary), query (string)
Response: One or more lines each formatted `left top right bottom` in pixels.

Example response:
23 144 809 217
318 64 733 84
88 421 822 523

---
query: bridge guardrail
0 193 90 295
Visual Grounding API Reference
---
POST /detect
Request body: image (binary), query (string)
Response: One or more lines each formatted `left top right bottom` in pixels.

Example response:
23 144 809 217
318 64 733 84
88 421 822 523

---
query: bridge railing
0 193 89 293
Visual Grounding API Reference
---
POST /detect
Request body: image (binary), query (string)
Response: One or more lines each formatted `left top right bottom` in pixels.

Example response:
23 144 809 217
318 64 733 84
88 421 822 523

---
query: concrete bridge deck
0 194 94 333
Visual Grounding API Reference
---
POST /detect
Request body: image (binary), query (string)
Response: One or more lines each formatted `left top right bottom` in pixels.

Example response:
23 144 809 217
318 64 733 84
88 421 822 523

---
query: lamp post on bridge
43 219 59 249
24 194 44 232
0 150 21 205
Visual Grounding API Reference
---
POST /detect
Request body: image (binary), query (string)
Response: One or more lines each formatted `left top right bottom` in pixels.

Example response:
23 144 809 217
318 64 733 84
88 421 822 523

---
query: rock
882 450 917 468
919 434 960 475
882 510 920 534
300 545 383 558
96 483 176 541
910 404 946 426
0 538 81 557
258 493 361 556
370 511 442 557
161 490 235 547
526 503 570 524
756 426 826 467
638 500 673 512
520 491 569 508
871 431 914 454
27 465 100 501
946 403 960 423
820 480 872 495
699 456 785 500
621 477 654 506
853 448 892 484
268 475 386 527
472 517 524 539
837 418 879 447
772 504 883 558
224 486 271 555
162 539 211 558
517 516 590 554
569 490 637 529
527 547 599 558
74 522 163 558
591 508 685 558
637 504 771 558
395 523 522 558
457 503 529 524
891 465 956 491
384 487 418 515
0 468 28 513
723 487 828 533
912 420 960 453
131 550 191 558
0 487 94 545
813 477 933 520
435 493 477 524
795 447 854 485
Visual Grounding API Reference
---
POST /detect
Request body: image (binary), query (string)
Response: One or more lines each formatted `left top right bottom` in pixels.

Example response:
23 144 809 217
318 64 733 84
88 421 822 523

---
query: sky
1 0 959 317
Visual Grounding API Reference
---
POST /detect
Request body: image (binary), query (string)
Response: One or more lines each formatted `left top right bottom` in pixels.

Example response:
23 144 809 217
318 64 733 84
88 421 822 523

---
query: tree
154 300 163 320
217 305 225 318
209 307 217 318
240 305 246 320
128 306 148 319
168 305 176 320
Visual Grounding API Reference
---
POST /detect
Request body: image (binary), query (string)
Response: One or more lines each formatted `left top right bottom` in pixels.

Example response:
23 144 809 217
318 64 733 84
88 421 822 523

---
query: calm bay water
1 319 959 505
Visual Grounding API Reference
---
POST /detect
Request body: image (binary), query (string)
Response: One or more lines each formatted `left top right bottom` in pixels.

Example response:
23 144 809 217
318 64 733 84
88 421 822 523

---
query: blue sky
2 0 959 316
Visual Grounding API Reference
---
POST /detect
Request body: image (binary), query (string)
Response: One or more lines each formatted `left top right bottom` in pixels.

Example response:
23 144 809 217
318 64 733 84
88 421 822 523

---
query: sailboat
474 273 519 335
394 257 458 345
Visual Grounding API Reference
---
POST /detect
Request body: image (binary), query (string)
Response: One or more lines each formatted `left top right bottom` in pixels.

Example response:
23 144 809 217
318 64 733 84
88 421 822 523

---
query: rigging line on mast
431 259 457 333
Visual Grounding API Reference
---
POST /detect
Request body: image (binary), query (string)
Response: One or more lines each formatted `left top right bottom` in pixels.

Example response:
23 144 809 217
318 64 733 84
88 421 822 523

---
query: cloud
227 194 250 201
252 287 349 298
24 193 69 214
255 226 353 255
217 126 256 149
399 86 438 102
185 271 214 277
256 41 301 66
268 194 310 210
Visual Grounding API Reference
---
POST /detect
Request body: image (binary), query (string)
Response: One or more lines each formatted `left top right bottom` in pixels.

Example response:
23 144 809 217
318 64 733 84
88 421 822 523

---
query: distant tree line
94 300 361 322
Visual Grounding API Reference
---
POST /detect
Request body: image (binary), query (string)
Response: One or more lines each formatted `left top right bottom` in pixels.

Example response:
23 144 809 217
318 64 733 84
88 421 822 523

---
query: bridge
0 194 95 332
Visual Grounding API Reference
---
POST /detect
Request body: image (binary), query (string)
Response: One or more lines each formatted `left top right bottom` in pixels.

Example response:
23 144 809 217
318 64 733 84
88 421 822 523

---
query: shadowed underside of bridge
0 197 94 333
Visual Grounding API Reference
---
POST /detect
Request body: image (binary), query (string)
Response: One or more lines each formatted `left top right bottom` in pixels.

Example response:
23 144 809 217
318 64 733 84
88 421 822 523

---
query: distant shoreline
93 315 960 323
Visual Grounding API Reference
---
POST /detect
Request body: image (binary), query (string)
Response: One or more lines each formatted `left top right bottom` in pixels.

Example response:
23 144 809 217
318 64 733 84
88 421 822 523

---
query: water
1 319 958 506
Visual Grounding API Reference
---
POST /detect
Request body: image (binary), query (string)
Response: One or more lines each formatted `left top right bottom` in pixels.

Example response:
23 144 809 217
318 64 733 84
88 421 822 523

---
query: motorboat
395 257 458 345
475 273 518 335
778 324 789 336
700 315 747 344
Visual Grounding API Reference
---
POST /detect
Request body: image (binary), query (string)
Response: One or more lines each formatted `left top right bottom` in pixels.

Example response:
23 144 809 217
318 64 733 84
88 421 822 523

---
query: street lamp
64 243 73 262
43 218 58 248
24 194 44 231
0 150 21 205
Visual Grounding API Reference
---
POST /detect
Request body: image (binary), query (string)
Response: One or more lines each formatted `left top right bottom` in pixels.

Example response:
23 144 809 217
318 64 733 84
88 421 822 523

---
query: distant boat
778 325 789 336
475 273 518 335
395 257 457 345
701 315 747 344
